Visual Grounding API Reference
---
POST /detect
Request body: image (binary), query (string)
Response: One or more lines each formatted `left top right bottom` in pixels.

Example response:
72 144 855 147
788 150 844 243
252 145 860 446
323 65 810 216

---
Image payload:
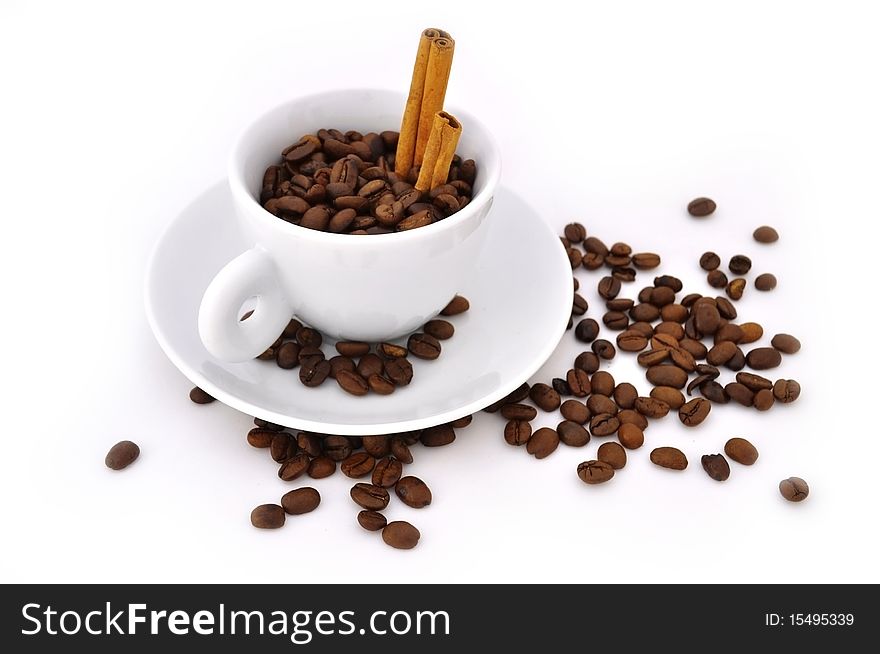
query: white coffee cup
198 89 501 362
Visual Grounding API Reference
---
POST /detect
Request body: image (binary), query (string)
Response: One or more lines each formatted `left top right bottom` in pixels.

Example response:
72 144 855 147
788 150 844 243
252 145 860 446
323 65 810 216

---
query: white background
1 0 878 583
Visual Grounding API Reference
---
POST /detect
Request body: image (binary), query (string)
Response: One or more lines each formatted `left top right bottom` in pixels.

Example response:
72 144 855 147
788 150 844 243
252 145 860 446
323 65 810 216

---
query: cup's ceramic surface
198 89 501 362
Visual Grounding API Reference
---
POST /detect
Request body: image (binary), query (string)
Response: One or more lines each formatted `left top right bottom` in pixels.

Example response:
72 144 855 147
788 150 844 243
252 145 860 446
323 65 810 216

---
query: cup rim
227 88 501 245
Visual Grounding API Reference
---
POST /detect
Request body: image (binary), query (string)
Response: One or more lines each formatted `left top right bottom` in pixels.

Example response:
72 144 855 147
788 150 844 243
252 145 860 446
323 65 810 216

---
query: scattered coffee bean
281 487 321 514
423 319 454 340
725 382 755 406
728 255 752 275
649 386 685 410
617 423 645 449
701 454 730 482
560 399 590 424
357 510 387 532
592 339 616 360
577 460 615 484
441 295 470 316
646 365 689 389
589 413 620 437
336 369 369 396
420 424 456 447
739 322 764 343
105 440 140 470
382 521 420 549
390 437 414 464
350 483 390 510
700 380 729 404
189 387 215 404
279 453 310 481
617 409 648 430
527 427 560 458
307 456 336 479
323 435 353 461
679 397 711 426
597 442 627 469
746 347 782 370
613 383 638 409
567 368 591 397
501 403 538 421
779 477 809 502
378 342 408 358
341 452 376 478
634 396 670 419
726 278 746 300
707 270 728 289
251 504 286 529
574 351 600 373
590 371 615 396
394 476 432 509
773 379 801 403
557 420 590 447
753 225 779 243
407 333 441 360
529 383 561 412
336 341 370 357
771 333 801 354
572 293 589 315
552 377 572 395
687 197 716 217
632 252 661 269
372 456 404 487
575 318 600 343
724 437 758 465
504 420 532 446
754 388 775 411
650 447 688 470
699 251 721 271
564 222 587 242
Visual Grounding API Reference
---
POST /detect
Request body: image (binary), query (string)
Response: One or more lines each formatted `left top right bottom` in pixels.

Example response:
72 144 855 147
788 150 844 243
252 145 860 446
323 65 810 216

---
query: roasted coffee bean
354 353 382 379
726 278 746 301
773 379 801 403
669 347 696 373
649 286 676 308
607 298 635 312
598 442 627 469
696 363 721 378
587 394 618 416
598 276 621 299
592 339 616 360
567 248 583 268
504 420 532 446
637 287 653 303
706 269 728 289
717 295 738 319
377 343 408 359
341 452 376 478
361 435 391 458
779 477 809 502
358 510 387 532
382 521 420 549
281 319 303 339
529 383 561 412
390 437 413 464
292 432 319 457
725 438 759 465
423 319 454 340
483 383 531 413
693 301 722 335
612 266 637 282
189 386 215 404
577 460 615 484
679 397 711 426
661 303 689 323
323 435 353 461
451 415 473 429
613 383 639 409
688 197 716 217
307 456 337 479
350 483 390 510
739 322 764 344
706 341 737 366
575 318 600 343
755 273 777 291
247 428 275 448
372 456 404 487
251 504 285 529
557 420 590 447
407 333 441 360
579 251 603 270
300 205 332 231
617 423 645 449
609 241 632 257
714 323 743 344
335 341 370 357
441 295 470 316
751 388 774 411
646 365 688 389
574 352 600 373
771 333 801 354
701 454 730 482
634 396 670 418
572 293 588 315
567 368 591 397
727 347 746 370
420 424 456 447
584 236 609 256
281 487 321 515
632 252 661 269
336 369 370 396
753 225 779 243
650 447 688 470
527 427 560 458
728 255 752 275
652 276 682 294
746 347 782 370
590 371 615 396
279 453 311 481
295 326 322 348
630 303 660 322
700 381 729 404
270 433 296 462
564 222 587 242
384 357 413 386
275 342 301 369
297 345 323 365
298 356 330 387
395 476 432 509
328 355 356 379
725 382 755 406
560 399 590 424
686 374 714 396
603 311 630 330
617 409 648 430
552 377 572 395
679 338 708 359
397 210 433 231
637 349 669 367
699 251 721 271
590 413 620 437
650 386 685 410
501 403 538 421
105 440 139 470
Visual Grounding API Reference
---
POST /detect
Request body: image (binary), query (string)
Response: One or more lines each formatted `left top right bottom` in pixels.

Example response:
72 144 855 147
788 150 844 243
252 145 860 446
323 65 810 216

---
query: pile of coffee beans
249 295 469 396
489 198 806 496
260 129 477 234
239 413 470 548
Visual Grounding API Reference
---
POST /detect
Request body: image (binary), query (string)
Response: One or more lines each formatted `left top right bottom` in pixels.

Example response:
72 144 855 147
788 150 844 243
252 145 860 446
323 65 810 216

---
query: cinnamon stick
415 111 462 192
394 28 451 177
413 35 455 166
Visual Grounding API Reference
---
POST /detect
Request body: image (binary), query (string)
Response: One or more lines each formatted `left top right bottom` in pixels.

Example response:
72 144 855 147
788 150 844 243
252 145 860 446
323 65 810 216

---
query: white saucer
145 181 572 435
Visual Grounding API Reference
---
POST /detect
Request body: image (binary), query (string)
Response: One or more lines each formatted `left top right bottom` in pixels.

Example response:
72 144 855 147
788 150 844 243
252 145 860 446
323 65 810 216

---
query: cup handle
198 247 292 362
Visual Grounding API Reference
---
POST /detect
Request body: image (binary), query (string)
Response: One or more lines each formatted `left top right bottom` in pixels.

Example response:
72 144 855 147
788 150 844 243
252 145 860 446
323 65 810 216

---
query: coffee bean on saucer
779 477 809 502
382 521 420 549
407 333 441 360
281 487 321 514
189 387 215 404
650 447 688 470
423 319 454 340
755 273 777 291
105 441 140 470
724 437 759 465
384 357 413 386
336 341 370 357
395 476 432 508
350 483 390 510
378 342 408 358
328 355 356 379
251 504 285 529
701 454 730 482
356 353 384 378
688 197 716 217
368 374 395 395
577 460 614 484
753 225 779 243
529 383 561 412
358 510 387 532
300 356 331 387
441 295 470 316
296 326 323 348
276 342 301 369
699 251 721 271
